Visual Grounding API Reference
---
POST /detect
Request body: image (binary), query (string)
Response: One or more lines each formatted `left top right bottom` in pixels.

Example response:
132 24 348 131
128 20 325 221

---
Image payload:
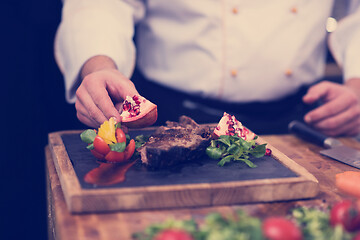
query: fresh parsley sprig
206 135 266 168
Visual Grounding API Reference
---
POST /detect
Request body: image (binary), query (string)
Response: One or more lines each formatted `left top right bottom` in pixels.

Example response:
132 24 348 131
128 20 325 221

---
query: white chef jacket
55 0 360 104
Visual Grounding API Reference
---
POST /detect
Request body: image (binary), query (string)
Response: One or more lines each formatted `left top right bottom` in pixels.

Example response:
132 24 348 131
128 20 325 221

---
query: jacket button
230 69 238 77
284 69 293 77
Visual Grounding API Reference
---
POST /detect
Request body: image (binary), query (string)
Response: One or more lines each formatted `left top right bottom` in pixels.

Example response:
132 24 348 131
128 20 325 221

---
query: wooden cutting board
48 127 319 213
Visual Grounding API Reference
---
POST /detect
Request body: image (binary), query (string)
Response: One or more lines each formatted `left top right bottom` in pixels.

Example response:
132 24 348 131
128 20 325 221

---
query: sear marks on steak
137 116 213 169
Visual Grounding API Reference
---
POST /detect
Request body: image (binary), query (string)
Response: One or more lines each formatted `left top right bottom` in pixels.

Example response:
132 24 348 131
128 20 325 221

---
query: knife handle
288 120 326 147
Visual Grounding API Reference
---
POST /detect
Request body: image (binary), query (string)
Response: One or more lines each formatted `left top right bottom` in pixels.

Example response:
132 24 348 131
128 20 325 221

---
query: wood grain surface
46 134 360 240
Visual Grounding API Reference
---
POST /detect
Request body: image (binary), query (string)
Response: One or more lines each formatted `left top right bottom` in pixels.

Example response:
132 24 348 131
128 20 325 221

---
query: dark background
2 1 84 239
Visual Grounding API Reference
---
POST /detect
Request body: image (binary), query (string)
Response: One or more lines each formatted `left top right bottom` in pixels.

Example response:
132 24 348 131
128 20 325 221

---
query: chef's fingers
302 81 332 105
304 92 358 124
76 84 109 126
78 73 122 123
346 124 360 136
105 70 139 102
308 99 360 129
319 116 360 136
75 101 100 128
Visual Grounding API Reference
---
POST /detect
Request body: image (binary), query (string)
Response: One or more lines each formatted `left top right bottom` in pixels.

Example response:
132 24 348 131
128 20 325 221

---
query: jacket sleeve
54 0 145 103
329 0 360 82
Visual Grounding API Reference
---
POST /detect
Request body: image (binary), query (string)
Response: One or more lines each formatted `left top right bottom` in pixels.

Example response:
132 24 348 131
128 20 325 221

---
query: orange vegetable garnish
335 171 360 198
97 117 117 144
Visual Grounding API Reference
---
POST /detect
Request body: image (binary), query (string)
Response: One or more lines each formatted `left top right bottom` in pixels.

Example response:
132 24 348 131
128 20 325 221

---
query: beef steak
137 116 213 169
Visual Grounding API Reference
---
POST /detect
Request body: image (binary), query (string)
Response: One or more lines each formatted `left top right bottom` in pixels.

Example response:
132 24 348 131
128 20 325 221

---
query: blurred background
1 1 346 239
2 1 84 239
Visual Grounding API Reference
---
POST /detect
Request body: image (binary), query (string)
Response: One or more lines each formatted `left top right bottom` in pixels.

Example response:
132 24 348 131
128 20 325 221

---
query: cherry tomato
105 151 125 163
93 136 111 155
330 200 360 232
124 139 136 160
353 232 360 240
153 229 193 240
115 128 126 143
262 217 302 240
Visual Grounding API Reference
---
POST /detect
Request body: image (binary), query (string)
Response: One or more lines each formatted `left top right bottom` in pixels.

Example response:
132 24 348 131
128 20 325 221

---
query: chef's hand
75 55 139 128
302 78 360 136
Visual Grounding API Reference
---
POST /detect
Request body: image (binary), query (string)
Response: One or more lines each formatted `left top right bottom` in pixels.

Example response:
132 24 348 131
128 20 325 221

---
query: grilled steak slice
137 116 213 169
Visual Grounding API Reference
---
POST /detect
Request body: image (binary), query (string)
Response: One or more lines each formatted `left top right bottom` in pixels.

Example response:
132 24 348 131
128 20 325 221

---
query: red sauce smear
84 160 136 186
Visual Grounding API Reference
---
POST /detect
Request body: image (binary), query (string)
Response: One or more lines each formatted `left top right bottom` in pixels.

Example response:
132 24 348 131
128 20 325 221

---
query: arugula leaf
217 155 234 166
134 134 149 149
206 147 224 160
239 158 257 168
227 144 241 155
251 144 267 158
217 135 232 146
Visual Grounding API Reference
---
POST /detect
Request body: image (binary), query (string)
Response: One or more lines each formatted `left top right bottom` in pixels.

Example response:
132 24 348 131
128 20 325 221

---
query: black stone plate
61 130 297 190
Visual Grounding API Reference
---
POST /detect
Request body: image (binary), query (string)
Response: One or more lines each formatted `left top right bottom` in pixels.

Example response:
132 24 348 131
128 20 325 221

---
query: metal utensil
288 120 360 169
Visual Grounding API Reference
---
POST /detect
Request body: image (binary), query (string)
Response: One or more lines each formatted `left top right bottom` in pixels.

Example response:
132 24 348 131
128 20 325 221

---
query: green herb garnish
109 142 126 152
80 129 96 144
134 207 355 240
292 207 353 240
134 134 149 149
206 135 266 168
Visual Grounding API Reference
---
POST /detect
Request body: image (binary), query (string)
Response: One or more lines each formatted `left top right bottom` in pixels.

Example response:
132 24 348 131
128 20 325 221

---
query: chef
55 0 360 135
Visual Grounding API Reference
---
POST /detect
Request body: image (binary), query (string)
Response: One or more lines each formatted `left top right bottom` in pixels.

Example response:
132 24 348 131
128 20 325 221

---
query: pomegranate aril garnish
119 94 158 128
265 148 272 156
213 112 255 141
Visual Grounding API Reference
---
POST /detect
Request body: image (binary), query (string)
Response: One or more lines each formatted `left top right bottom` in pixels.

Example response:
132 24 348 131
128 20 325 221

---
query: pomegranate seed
265 148 272 156
122 101 131 111
132 95 139 101
215 126 220 130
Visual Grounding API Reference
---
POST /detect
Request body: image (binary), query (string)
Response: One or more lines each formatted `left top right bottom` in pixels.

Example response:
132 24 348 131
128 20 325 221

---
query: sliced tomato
90 149 105 160
105 151 125 163
115 128 126 143
124 139 136 160
93 136 111 155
